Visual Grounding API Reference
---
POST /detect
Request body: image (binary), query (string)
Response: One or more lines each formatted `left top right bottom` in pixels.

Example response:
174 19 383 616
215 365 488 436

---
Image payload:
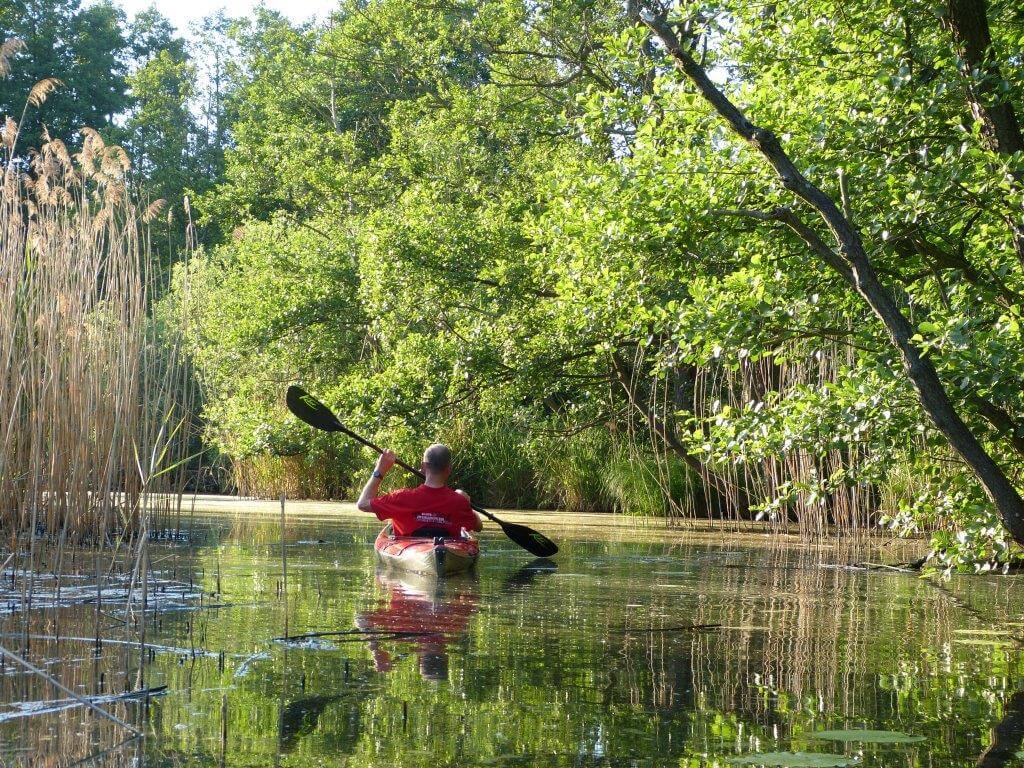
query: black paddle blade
286 386 343 432
499 521 559 557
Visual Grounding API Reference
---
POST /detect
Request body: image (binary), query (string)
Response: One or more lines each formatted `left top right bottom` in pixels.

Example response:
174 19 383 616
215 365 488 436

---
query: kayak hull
374 527 479 577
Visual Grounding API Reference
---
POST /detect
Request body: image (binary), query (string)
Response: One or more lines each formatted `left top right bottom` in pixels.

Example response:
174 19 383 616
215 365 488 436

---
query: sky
103 0 338 35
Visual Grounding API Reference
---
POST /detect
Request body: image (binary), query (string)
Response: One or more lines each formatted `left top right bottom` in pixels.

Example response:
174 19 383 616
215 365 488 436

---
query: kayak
374 526 479 577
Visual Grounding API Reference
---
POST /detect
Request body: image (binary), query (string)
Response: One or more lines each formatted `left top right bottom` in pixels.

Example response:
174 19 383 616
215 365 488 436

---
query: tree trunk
637 10 1024 544
945 0 1024 157
969 396 1024 459
943 0 1024 260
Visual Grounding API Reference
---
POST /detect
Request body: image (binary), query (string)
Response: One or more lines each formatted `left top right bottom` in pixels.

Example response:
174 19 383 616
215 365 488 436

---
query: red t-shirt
370 484 480 537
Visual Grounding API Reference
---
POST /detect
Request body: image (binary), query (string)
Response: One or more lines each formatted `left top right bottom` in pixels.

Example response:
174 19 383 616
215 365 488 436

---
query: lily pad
726 752 857 767
811 729 925 744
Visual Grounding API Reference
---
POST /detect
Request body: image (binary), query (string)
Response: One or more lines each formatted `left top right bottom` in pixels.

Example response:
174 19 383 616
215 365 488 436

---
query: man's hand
375 450 397 476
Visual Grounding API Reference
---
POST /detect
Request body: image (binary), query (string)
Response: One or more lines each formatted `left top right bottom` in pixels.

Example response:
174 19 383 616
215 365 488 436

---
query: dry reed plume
0 63 196 548
0 53 200 742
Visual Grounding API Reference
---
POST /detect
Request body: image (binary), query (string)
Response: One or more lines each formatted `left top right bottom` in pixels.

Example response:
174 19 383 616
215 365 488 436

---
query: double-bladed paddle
285 385 559 558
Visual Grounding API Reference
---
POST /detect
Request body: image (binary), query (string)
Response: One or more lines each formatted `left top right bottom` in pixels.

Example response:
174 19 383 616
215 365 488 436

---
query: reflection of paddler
357 571 479 681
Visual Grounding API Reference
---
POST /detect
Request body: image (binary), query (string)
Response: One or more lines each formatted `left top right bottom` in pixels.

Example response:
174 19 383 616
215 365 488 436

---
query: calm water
2 512 1024 767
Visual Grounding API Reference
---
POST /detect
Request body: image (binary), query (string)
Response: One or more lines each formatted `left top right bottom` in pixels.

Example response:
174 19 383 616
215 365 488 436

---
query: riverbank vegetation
0 61 204 677
0 55 201 717
0 104 196 544
4 0 1024 567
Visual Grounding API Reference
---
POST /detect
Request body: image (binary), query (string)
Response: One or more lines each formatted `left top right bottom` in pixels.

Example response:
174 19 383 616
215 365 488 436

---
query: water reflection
499 558 558 593
977 690 1024 767
359 571 480 681
1 516 1024 767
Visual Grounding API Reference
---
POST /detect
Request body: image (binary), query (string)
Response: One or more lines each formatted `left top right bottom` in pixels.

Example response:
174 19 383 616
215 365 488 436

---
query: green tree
122 8 226 255
0 0 129 149
181 0 635 503
127 6 185 64
189 11 235 181
179 0 1024 563
125 49 197 209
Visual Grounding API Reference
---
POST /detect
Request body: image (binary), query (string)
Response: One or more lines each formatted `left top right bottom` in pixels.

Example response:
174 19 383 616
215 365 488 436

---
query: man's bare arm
455 489 482 531
356 450 396 512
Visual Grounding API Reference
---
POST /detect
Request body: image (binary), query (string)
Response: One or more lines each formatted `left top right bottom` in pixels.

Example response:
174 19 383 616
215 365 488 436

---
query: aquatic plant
0 67 198 541
0 54 207 744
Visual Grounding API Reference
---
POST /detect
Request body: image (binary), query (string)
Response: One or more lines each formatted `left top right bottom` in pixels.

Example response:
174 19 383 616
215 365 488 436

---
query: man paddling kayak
357 443 482 538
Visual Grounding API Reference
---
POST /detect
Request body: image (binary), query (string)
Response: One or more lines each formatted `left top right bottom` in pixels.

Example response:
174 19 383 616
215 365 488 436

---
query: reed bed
615 333 911 537
0 116 196 545
0 62 200 740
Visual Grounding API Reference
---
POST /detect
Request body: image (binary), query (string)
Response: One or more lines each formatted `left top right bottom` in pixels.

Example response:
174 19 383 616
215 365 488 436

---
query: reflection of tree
977 691 1024 768
10 521 1024 767
683 544 1020 764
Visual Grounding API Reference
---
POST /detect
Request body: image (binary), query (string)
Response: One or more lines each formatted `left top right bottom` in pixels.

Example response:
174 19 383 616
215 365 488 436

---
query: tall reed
0 77 195 545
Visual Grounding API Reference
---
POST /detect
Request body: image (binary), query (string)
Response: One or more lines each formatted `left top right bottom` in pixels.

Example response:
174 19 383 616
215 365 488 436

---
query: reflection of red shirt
370 484 480 537
362 588 477 638
360 581 479 673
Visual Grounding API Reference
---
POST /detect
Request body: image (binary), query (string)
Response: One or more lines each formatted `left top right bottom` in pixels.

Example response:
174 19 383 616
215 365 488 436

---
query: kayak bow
374 526 479 577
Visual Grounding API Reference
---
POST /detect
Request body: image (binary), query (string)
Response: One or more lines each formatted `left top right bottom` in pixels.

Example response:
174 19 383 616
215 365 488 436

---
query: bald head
422 443 452 475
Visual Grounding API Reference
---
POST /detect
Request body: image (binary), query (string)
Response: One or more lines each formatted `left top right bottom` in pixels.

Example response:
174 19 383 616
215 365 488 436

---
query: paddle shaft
285 385 556 554
332 421 502 525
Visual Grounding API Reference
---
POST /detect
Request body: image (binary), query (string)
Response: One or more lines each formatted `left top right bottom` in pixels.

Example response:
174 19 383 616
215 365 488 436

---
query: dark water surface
3 513 1024 767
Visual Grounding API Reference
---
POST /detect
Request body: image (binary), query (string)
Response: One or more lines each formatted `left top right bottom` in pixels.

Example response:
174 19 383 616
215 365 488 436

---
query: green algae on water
726 752 858 767
811 730 925 744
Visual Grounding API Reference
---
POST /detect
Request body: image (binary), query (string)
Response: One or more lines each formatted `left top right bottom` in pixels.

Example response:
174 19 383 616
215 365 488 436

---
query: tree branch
637 3 1024 543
